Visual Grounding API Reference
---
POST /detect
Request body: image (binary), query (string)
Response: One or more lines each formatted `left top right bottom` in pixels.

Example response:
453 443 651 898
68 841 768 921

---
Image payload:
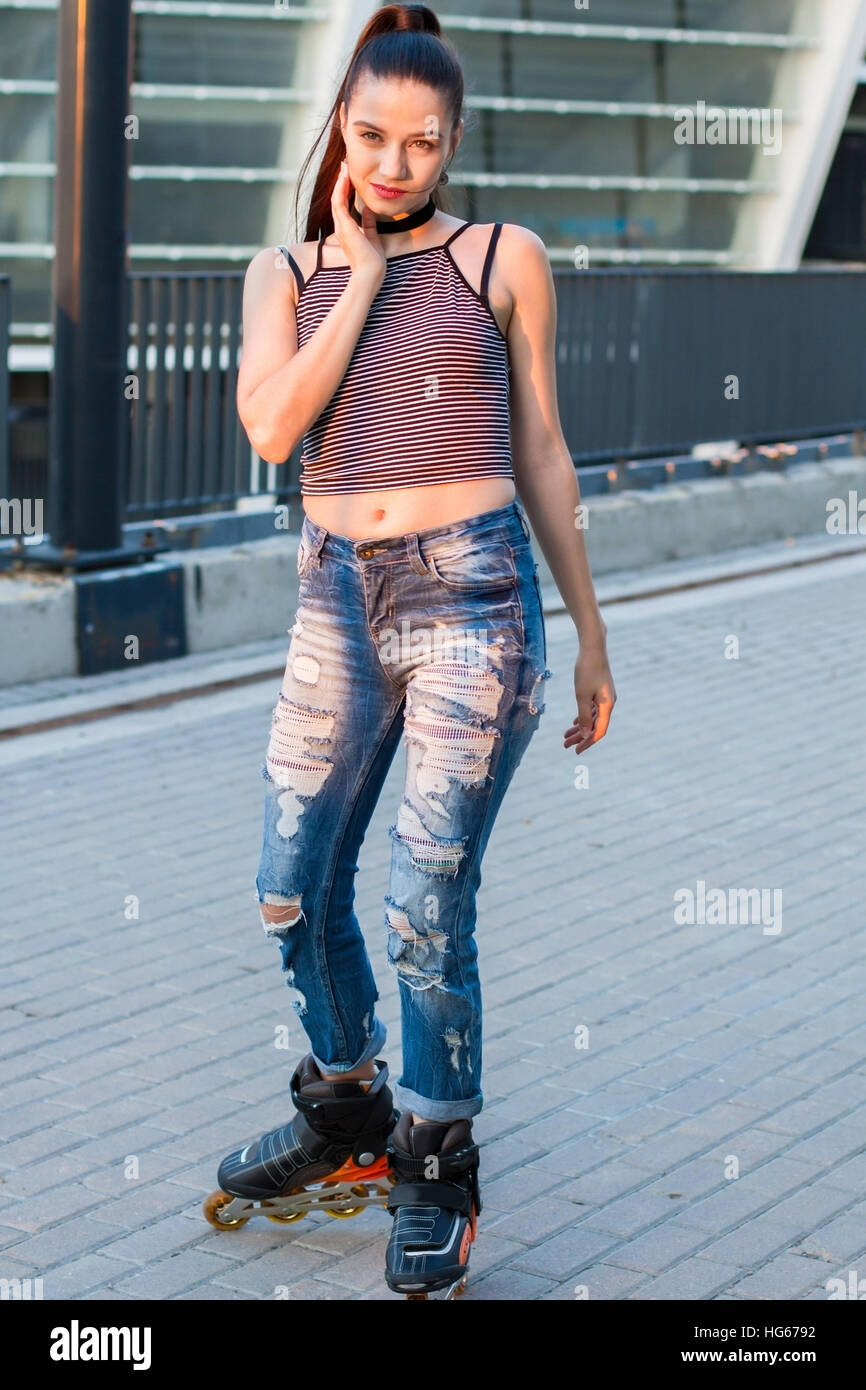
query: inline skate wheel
202 1190 251 1230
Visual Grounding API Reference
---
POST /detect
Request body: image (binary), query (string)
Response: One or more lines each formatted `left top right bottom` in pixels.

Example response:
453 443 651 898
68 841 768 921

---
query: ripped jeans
255 500 553 1121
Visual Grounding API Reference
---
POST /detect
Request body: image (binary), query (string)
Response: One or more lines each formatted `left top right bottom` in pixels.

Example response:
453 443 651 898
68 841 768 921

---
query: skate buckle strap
387 1180 473 1216
386 1141 479 1182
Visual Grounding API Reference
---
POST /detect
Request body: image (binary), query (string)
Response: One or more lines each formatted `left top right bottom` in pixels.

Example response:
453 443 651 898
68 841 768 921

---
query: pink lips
370 183 404 199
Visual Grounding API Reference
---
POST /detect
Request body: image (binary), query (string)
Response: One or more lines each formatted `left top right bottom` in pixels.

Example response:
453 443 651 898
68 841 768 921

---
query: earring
439 161 451 185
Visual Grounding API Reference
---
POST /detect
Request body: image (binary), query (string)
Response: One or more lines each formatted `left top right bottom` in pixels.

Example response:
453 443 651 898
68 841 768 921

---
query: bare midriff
302 476 516 541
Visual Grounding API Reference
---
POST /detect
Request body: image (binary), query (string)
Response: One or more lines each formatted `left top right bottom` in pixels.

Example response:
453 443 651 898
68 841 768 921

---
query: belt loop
515 502 531 542
404 532 429 576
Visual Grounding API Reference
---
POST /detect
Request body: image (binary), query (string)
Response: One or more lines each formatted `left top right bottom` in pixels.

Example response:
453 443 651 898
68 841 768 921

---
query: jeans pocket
425 536 517 595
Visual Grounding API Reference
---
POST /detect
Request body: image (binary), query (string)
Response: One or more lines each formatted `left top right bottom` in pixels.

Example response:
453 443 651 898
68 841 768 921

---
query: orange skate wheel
203 1190 250 1230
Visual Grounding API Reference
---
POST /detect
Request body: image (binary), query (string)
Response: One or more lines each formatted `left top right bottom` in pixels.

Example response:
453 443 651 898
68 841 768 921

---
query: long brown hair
291 4 466 246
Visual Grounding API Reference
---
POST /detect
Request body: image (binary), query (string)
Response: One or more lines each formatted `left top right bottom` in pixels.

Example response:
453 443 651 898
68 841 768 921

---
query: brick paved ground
1 545 865 1301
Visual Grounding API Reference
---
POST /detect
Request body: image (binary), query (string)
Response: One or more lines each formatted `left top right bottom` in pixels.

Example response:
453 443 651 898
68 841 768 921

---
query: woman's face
339 75 461 216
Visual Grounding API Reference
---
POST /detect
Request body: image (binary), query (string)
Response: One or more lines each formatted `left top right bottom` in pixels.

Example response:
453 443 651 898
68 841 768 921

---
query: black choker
349 194 436 234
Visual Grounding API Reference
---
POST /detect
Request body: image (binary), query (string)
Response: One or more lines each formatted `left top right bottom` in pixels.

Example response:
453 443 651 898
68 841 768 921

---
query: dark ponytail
291 4 465 245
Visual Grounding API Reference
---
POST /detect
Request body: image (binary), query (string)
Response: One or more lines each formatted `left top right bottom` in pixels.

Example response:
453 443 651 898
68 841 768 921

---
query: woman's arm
236 251 382 465
500 224 616 751
237 162 386 464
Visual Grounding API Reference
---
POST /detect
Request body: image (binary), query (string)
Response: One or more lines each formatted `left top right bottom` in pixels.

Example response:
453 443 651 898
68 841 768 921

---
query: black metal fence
125 270 297 519
553 267 866 464
2 267 865 530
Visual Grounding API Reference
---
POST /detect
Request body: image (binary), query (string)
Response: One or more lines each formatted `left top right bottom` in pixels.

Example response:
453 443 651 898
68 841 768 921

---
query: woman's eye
358 132 435 150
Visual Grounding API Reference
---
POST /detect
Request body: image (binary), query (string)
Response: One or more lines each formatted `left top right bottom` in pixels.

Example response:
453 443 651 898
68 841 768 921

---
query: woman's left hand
564 639 616 754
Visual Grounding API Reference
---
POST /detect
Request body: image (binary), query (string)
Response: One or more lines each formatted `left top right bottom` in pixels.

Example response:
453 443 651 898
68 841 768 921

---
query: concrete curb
1 456 864 686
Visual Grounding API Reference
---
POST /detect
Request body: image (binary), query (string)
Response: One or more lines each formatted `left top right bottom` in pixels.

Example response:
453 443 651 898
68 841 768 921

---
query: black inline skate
203 1054 397 1229
384 1113 482 1299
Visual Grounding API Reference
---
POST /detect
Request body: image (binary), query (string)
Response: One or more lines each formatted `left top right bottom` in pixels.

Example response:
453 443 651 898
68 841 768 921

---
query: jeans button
358 546 374 559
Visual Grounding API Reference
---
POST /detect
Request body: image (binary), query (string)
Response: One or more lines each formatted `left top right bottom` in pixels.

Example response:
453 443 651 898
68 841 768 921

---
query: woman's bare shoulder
243 242 319 308
279 240 320 282
497 222 548 258
496 223 552 303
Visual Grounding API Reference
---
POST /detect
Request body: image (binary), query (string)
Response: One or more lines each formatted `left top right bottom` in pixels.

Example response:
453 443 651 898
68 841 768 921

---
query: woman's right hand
330 161 387 285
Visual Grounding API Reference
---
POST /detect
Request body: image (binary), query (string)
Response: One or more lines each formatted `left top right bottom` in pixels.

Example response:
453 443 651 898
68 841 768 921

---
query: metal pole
49 0 133 560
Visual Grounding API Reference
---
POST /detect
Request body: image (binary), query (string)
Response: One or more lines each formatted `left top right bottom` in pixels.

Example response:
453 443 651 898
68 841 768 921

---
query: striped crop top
278 222 513 496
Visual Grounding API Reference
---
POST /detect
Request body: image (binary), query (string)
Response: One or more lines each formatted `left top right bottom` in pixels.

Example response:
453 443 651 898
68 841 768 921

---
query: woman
212 3 615 1298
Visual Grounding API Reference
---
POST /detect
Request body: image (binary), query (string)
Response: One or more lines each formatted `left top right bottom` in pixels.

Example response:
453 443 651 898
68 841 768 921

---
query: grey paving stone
637 1156 727 1203
695 1220 796 1267
687 1127 791 1171
463 1268 557 1300
542 1264 646 1299
569 1080 666 1119
0 1152 97 1198
603 1220 710 1273
98 1214 224 1265
472 1134 549 1182
737 1155 826 1197
0 1183 108 1232
510 1223 615 1278
795 1216 866 1263
479 1165 569 1213
747 1184 855 1242
217 1240 378 1295
608 1127 711 1172
728 1253 834 1299
0 1100 75 1142
758 1095 865 1136
292 1210 391 1256
601 1105 688 1143
485 1196 584 1245
633 1258 742 1300
112 1250 235 1298
1 1214 129 1269
58 1096 170 1139
512 1130 628 1177
474 1085 579 1139
175 1284 252 1300
674 1182 778 1233
810 1151 866 1192
575 1190 688 1238
86 1183 204 1230
782 1122 866 1166
536 1156 647 1202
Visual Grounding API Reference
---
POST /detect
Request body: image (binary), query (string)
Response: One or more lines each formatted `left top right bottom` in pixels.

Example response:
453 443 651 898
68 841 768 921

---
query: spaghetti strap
278 246 305 295
442 220 473 248
480 223 502 304
315 237 324 273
